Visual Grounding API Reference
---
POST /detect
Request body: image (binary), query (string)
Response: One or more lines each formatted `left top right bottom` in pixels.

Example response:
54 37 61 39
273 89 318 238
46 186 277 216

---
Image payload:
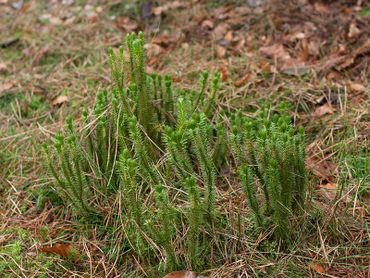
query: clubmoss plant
44 32 227 273
231 106 308 241
43 32 310 275
185 176 203 269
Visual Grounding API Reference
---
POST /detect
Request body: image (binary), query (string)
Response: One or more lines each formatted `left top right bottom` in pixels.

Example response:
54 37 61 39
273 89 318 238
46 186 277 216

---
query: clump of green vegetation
43 32 310 275
339 140 369 202
0 238 22 273
0 228 55 276
231 107 308 241
43 32 226 274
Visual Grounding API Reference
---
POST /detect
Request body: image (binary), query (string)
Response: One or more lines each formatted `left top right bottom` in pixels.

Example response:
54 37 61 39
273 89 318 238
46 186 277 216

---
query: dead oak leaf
171 75 182 83
200 19 214 30
115 16 138 33
151 35 172 48
312 103 335 118
319 183 351 203
318 183 338 201
337 38 370 70
219 66 229 82
257 59 276 74
144 43 163 57
259 44 291 61
0 81 14 94
314 2 330 13
308 262 326 274
347 82 366 93
224 31 233 42
326 71 342 82
284 31 306 42
234 73 252 87
152 1 185 16
213 6 233 20
52 95 69 106
306 155 338 182
40 243 79 260
212 23 230 40
347 22 361 40
320 183 337 190
215 45 226 58
302 38 309 61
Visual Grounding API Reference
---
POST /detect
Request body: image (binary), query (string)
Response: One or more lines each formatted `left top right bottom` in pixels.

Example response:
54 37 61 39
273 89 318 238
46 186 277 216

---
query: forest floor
0 0 369 277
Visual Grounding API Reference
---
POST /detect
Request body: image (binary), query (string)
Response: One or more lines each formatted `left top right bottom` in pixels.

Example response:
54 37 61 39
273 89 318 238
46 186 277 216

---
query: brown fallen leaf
115 16 138 33
147 56 161 68
52 95 69 106
318 182 338 202
326 71 342 82
314 2 330 13
213 6 233 20
19 1 33 13
0 62 7 73
212 23 230 40
40 243 78 259
318 183 351 203
0 5 11 14
86 12 98 24
259 44 291 61
320 182 337 190
306 143 338 182
337 38 370 70
234 73 252 87
337 44 347 55
163 270 199 278
312 103 335 118
284 31 306 42
152 1 185 16
152 35 172 48
144 43 164 57
234 6 251 16
219 66 228 82
302 38 309 61
306 158 338 182
0 81 14 94
347 21 361 40
152 5 165 16
224 31 233 42
215 45 226 58
347 82 366 93
181 42 189 50
171 75 182 83
308 262 326 274
258 59 275 73
200 19 214 30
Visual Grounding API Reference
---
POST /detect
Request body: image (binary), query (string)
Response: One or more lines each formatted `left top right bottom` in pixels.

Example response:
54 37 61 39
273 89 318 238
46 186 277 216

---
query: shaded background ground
0 0 369 277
